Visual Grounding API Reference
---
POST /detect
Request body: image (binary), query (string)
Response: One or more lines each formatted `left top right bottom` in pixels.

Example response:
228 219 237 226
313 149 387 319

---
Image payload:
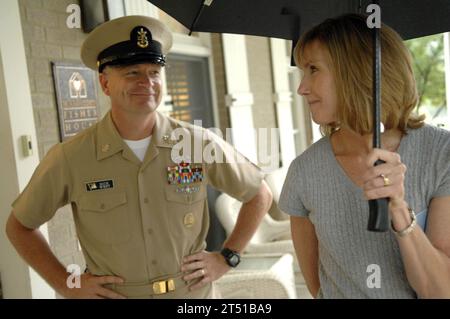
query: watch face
222 248 240 267
230 255 239 266
229 253 241 267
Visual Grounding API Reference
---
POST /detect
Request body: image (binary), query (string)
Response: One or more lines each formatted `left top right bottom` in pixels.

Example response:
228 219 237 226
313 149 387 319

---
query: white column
123 0 157 17
0 0 54 298
222 34 258 163
105 0 125 19
444 32 450 129
156 5 173 117
270 38 296 166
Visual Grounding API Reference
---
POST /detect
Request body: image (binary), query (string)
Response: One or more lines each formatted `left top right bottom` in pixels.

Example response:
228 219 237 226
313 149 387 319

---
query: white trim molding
123 0 157 17
270 38 296 166
0 0 53 299
222 34 258 163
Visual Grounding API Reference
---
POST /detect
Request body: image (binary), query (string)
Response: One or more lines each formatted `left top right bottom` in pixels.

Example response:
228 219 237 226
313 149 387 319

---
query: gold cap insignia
137 27 149 48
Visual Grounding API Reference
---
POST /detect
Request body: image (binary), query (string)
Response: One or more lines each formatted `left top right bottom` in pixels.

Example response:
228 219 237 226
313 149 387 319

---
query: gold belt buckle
152 279 175 295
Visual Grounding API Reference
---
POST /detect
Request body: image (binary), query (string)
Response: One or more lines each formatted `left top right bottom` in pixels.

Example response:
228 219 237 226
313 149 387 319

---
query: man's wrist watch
220 248 241 267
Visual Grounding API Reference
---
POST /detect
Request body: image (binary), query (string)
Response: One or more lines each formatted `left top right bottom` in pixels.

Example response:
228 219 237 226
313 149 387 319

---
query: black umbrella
148 0 450 41
148 0 450 232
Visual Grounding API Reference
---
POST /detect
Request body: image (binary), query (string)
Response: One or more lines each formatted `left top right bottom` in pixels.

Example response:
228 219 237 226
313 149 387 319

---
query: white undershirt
123 136 151 162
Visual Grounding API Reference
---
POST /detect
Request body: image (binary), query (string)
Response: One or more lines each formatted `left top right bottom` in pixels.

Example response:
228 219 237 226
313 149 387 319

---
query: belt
104 273 188 298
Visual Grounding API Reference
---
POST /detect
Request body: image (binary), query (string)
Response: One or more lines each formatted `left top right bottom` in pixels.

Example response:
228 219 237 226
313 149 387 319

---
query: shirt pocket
77 192 130 245
164 185 207 241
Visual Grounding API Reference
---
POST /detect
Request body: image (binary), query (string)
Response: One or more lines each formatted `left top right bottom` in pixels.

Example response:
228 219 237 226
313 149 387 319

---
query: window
406 33 449 129
165 54 214 127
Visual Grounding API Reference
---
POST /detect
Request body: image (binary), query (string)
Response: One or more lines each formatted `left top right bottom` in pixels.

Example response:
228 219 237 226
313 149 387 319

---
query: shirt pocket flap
79 192 127 213
164 186 206 204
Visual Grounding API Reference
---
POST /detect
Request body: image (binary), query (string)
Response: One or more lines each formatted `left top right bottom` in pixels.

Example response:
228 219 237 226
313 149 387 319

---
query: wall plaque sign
52 62 100 141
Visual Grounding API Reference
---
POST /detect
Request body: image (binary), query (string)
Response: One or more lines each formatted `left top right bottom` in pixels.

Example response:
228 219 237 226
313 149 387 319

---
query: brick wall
18 0 110 275
19 0 109 158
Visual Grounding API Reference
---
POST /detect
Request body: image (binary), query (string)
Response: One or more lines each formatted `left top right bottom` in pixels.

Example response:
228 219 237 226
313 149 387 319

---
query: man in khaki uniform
5 16 272 299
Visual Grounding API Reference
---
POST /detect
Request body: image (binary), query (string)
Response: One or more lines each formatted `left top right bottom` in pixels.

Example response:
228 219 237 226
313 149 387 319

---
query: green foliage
405 34 446 114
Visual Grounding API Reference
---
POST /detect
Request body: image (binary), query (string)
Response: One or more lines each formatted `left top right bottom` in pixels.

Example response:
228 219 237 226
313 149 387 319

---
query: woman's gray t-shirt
279 125 450 298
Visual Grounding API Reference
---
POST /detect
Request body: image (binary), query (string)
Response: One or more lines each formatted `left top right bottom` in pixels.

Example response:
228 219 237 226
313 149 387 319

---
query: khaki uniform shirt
12 111 263 298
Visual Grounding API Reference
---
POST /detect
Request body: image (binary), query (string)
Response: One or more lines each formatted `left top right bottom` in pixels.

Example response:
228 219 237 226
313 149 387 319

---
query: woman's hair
294 13 424 136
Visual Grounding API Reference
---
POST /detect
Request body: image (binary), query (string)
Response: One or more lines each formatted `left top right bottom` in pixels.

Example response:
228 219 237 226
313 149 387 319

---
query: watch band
391 208 416 237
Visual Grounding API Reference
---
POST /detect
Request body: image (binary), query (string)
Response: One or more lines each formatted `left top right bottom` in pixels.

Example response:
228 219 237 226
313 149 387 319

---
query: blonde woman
279 14 450 298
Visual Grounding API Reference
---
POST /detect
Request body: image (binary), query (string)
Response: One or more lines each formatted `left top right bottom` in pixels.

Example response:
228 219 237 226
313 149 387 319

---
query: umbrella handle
367 160 390 232
368 198 390 232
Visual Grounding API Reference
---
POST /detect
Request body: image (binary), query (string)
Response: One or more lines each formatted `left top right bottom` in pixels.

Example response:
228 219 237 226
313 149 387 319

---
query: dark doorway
165 54 226 251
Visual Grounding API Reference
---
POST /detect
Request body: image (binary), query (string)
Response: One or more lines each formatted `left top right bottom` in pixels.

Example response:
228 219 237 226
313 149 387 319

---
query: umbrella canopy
148 0 450 42
148 0 450 232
